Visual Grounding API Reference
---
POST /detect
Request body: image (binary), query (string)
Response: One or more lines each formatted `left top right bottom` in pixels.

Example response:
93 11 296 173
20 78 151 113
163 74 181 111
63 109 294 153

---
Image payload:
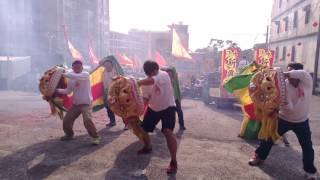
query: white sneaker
305 172 319 180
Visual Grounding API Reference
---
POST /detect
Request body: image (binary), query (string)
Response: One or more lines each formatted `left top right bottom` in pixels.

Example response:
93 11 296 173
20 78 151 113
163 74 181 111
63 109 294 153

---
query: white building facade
270 0 320 76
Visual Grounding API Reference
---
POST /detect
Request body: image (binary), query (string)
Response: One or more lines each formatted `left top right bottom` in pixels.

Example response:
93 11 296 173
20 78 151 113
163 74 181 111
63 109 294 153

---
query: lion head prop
249 67 286 141
39 65 71 119
108 76 144 124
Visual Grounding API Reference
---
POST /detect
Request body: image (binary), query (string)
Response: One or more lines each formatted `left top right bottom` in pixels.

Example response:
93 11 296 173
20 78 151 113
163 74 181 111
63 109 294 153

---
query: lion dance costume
108 76 148 141
249 67 286 141
38 65 72 119
224 62 286 141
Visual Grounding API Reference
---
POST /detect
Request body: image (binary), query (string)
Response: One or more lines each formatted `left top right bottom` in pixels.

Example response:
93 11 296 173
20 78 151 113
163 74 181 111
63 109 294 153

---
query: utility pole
313 15 320 95
266 25 269 50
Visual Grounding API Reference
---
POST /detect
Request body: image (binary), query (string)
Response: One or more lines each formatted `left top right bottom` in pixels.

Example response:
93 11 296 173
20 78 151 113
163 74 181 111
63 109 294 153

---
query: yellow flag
171 28 192 59
67 41 83 61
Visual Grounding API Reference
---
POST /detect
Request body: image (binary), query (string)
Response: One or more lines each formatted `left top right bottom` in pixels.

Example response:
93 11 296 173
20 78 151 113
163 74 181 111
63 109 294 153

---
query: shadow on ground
0 128 123 180
243 138 309 179
105 129 185 180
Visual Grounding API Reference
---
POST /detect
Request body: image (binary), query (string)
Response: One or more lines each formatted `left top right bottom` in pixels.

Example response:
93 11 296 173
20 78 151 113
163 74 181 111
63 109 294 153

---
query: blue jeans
255 118 317 173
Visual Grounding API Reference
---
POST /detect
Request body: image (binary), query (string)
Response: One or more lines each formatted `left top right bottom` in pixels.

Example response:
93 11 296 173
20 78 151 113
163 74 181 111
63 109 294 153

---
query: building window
275 47 279 59
279 0 282 8
293 11 298 28
275 21 280 33
304 5 311 24
284 17 289 31
282 46 286 61
291 46 295 62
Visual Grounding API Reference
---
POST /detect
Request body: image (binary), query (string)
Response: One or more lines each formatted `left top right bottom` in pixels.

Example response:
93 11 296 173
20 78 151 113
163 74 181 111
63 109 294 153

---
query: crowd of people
55 56 186 174
53 56 318 178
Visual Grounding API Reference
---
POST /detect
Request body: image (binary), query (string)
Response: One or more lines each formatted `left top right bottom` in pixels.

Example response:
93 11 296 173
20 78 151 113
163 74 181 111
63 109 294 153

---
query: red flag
123 54 134 66
154 51 167 67
88 39 99 65
117 52 134 66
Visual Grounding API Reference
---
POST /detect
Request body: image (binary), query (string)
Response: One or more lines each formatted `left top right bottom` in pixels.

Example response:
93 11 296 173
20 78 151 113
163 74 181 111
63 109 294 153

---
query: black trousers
255 118 317 173
103 90 116 124
175 100 185 127
105 104 116 124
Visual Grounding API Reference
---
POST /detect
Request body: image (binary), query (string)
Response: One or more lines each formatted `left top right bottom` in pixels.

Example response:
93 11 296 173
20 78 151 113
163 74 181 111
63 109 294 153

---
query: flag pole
62 24 72 63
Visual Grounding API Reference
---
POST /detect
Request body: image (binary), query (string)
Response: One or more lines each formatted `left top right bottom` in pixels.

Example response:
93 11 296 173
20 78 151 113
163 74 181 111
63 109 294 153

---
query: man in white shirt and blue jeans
137 60 178 174
249 63 318 179
56 60 100 145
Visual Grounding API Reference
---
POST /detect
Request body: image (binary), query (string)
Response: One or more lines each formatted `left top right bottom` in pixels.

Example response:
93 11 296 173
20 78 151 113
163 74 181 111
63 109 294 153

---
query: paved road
0 91 319 180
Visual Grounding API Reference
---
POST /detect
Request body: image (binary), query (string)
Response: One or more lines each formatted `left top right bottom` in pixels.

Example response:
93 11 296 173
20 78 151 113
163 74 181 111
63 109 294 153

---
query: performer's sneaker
166 160 178 174
60 135 73 141
137 146 152 155
106 122 116 127
248 153 263 166
92 137 101 145
305 172 319 180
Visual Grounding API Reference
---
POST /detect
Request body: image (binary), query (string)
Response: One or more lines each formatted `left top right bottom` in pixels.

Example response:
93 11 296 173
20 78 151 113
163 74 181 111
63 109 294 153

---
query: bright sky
109 0 273 50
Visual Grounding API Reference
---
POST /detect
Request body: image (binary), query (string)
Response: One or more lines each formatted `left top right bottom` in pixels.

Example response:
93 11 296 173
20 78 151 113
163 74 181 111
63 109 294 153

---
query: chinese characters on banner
255 49 275 67
220 48 241 97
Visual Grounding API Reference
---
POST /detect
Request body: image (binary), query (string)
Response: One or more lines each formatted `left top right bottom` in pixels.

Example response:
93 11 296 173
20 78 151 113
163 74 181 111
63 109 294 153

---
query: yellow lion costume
108 75 147 140
39 65 70 119
249 67 286 141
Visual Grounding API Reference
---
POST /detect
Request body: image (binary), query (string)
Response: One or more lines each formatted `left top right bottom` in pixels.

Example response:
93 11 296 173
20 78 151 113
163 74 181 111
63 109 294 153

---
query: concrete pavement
0 91 319 179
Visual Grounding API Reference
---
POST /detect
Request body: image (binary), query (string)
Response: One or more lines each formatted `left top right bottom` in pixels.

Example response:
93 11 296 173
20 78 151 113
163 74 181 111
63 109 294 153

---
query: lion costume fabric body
249 67 286 141
39 65 71 119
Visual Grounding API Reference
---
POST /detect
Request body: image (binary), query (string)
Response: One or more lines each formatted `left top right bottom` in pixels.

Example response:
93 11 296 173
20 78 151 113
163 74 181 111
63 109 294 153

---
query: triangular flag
117 52 134 66
172 28 192 60
67 40 83 61
123 54 134 66
154 51 167 67
63 25 83 61
88 39 99 65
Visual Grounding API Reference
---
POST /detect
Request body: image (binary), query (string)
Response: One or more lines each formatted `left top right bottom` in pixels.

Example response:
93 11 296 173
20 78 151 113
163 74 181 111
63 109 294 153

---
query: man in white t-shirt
249 63 318 179
137 60 178 174
56 60 100 145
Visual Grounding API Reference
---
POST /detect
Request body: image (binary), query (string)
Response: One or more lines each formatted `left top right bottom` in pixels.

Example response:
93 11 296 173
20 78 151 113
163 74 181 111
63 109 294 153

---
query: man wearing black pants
104 102 116 126
249 63 318 179
138 61 178 174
